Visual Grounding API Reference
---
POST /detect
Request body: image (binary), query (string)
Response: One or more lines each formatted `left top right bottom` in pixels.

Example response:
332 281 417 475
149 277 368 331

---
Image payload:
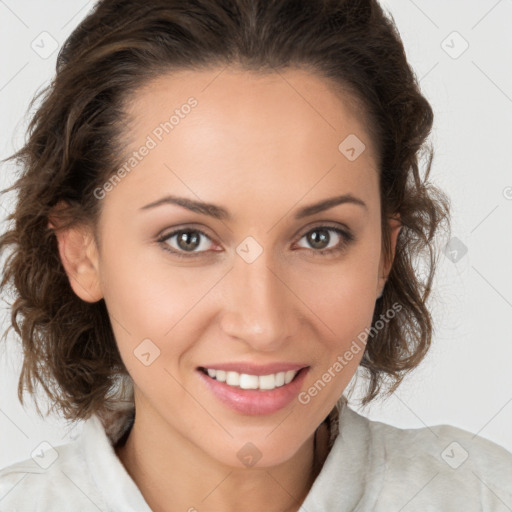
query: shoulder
344 406 512 510
0 438 107 511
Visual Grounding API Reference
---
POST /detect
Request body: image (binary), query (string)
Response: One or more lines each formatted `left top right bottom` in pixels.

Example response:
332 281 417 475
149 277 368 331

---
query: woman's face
63 67 399 468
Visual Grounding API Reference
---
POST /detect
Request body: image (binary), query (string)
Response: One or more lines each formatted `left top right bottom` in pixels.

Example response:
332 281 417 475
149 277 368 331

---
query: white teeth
239 374 259 390
284 370 296 384
203 368 300 390
226 371 240 386
275 372 285 387
259 374 276 390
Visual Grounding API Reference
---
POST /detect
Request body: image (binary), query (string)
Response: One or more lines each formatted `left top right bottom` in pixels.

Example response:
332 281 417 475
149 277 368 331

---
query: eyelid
295 220 352 239
293 223 355 255
156 226 218 258
156 222 355 258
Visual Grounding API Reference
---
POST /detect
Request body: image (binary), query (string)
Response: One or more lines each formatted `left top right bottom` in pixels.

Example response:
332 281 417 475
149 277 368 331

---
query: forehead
111 67 379 218
125 66 375 155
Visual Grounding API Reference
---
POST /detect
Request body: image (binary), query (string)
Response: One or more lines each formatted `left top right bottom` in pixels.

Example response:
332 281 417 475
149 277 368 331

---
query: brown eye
175 230 202 251
305 228 331 250
296 226 354 255
158 228 215 257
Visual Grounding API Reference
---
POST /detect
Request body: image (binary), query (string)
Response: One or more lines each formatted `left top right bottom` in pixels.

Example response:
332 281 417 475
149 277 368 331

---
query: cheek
98 230 204 330
98 238 223 375
293 245 381 344
292 260 378 410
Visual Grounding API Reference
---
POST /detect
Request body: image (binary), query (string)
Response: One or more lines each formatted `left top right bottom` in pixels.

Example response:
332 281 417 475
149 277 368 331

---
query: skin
53 67 401 512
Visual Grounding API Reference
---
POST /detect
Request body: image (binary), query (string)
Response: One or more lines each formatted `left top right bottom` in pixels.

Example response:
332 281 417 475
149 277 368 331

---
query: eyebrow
139 193 367 220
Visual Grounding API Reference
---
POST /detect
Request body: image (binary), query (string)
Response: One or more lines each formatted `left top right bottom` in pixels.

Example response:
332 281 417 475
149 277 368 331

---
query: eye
295 225 354 256
157 228 216 258
157 224 355 259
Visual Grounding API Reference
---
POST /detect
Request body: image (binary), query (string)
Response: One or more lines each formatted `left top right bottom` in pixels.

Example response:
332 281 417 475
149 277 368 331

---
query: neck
114 405 332 512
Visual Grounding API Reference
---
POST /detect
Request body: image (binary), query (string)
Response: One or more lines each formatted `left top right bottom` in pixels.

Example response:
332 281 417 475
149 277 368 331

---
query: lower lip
197 367 309 415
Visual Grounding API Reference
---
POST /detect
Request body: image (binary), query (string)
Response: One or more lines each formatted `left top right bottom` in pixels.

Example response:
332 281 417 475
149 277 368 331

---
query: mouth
198 366 304 391
196 365 310 415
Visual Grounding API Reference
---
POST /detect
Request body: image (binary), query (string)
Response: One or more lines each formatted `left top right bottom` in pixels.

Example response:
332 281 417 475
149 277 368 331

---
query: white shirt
1 402 511 511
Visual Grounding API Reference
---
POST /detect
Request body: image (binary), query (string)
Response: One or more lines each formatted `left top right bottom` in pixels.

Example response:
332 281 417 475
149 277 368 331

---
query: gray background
1 0 511 469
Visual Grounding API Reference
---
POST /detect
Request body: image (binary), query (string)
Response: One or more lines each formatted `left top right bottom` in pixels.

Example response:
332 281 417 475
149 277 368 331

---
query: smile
197 365 310 415
199 367 299 391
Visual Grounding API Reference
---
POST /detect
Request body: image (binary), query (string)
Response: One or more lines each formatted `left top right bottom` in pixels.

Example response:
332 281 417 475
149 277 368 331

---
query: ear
376 214 402 299
49 205 103 303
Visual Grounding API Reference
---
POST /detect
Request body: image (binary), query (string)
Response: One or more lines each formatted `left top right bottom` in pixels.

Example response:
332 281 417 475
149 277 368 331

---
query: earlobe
51 222 103 303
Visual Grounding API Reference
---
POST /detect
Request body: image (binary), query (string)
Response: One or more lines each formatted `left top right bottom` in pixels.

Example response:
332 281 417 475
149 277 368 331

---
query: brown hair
0 0 450 422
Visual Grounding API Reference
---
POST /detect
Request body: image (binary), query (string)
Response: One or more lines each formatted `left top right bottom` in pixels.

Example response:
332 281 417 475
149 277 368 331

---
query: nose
218 248 296 352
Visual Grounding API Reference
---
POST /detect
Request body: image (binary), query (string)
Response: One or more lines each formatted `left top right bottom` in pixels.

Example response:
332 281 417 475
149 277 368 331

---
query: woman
0 0 511 510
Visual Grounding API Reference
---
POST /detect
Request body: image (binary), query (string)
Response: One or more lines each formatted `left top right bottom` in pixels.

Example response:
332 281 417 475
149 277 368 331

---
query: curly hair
0 0 450 422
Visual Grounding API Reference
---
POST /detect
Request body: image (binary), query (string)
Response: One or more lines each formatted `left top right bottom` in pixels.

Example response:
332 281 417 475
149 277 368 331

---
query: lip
197 362 307 376
197 365 310 416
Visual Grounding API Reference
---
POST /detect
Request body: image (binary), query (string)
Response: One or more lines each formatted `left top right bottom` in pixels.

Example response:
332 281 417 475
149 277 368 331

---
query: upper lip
198 362 309 376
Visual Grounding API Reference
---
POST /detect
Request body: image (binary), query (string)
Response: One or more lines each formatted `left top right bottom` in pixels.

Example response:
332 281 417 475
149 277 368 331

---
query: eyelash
156 224 355 259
